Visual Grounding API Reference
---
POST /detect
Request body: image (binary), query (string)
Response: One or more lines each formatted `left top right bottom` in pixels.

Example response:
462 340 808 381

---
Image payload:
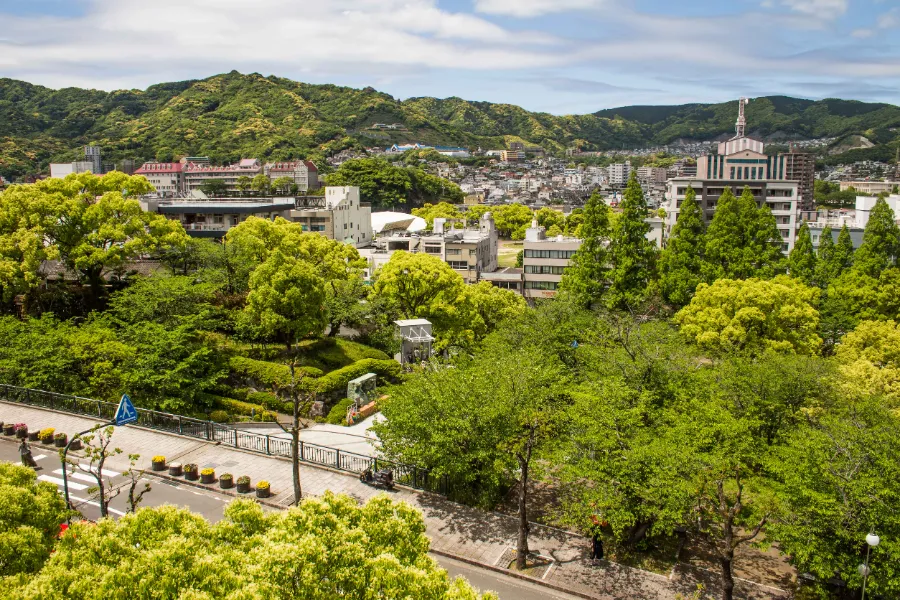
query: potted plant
16 424 29 439
151 456 166 471
184 463 199 481
69 437 82 451
54 432 68 448
38 428 55 444
2 423 14 436
27 430 39 442
219 473 233 489
200 468 215 484
236 475 251 494
168 462 183 477
256 480 270 499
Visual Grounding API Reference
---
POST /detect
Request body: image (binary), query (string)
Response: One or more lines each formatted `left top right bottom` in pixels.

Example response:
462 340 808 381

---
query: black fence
0 384 451 496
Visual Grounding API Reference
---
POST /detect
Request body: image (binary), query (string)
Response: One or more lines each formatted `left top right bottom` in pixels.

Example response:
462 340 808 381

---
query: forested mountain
2 71 899 178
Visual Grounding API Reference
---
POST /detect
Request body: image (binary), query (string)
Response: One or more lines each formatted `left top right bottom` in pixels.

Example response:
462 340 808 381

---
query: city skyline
1 0 899 115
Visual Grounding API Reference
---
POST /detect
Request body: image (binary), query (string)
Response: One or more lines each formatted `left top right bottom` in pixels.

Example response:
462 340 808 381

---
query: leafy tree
64 425 123 519
251 173 271 195
535 207 565 232
813 225 837 287
200 179 227 197
271 176 293 195
769 399 900 598
325 157 462 208
122 453 151 514
702 186 783 281
835 319 900 407
564 209 584 236
606 172 656 309
490 204 534 239
412 201 463 229
158 237 224 276
235 175 252 195
107 274 219 328
658 186 705 306
371 251 475 349
835 223 856 271
0 463 69 577
558 191 610 306
787 221 816 285
853 197 900 278
9 494 494 599
323 276 368 337
466 281 527 339
674 276 821 355
242 251 327 351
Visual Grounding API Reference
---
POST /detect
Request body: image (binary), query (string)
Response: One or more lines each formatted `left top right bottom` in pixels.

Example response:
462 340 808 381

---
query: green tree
658 186 705 306
605 172 656 309
235 175 251 195
271 176 294 195
491 204 534 239
0 463 69 577
787 221 816 285
107 274 220 328
835 224 856 270
535 207 565 232
835 319 900 407
466 280 527 339
814 225 837 287
9 494 494 599
251 173 271 196
63 425 123 519
558 191 610 306
702 186 783 281
200 179 227 197
242 251 327 351
674 276 821 355
412 201 463 229
853 197 899 278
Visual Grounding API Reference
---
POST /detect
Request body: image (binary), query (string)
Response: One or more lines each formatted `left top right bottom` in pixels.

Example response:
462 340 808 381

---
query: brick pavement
0 401 788 600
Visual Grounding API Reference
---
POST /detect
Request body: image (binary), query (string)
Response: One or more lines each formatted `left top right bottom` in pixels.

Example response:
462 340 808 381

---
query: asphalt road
2 441 581 599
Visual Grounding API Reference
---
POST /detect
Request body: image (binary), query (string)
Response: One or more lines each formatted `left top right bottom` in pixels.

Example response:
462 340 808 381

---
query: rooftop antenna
734 97 750 139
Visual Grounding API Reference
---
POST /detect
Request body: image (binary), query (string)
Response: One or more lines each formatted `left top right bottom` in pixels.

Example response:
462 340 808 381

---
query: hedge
229 356 323 389
325 398 354 425
247 391 282 411
314 359 401 395
211 396 277 421
313 338 390 369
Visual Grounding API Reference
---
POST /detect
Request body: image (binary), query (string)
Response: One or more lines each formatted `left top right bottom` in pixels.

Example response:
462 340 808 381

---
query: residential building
84 145 102 174
501 150 526 163
522 220 580 300
264 161 319 192
133 162 184 196
142 197 295 238
608 161 632 187
637 166 668 184
783 146 815 209
807 195 900 250
49 161 94 178
184 158 263 194
664 99 802 252
839 181 897 195
289 186 372 248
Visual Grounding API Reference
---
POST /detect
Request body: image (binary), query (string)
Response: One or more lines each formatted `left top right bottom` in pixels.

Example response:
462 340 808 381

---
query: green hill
2 72 899 179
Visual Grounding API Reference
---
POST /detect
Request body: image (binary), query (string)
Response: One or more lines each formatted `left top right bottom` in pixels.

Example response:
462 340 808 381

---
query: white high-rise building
608 161 632 187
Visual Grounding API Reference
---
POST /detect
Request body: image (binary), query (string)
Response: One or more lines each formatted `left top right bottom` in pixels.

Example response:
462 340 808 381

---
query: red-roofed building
264 161 319 192
134 162 184 196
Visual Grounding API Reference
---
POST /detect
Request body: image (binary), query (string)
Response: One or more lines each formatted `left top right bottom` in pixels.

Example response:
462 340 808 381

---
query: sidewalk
0 401 788 600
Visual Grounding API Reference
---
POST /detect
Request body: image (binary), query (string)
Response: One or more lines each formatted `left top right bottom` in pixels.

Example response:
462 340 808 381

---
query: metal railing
0 384 450 496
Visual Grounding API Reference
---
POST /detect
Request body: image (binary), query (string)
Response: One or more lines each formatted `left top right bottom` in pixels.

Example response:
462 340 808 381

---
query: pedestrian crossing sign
115 394 138 426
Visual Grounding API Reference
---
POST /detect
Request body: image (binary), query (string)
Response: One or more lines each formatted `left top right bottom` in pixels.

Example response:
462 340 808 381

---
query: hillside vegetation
2 72 899 178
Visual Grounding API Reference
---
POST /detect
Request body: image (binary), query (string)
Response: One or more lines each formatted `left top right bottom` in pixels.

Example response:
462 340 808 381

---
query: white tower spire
734 97 750 139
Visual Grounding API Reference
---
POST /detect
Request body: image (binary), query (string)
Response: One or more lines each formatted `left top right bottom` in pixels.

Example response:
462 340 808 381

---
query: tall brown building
784 145 815 209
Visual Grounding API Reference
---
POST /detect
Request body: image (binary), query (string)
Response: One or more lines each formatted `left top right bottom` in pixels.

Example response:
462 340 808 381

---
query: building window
491 281 520 290
730 167 735 179
524 249 577 259
446 249 461 255
524 281 559 290
424 246 442 254
524 265 566 275
213 215 224 224
448 261 469 270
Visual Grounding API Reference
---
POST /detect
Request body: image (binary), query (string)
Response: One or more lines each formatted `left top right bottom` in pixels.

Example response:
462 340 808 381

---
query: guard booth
394 319 434 365
346 373 377 425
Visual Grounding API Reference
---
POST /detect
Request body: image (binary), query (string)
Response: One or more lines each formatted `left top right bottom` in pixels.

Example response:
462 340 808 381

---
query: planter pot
256 487 270 499
151 460 166 472
3 425 15 436
200 473 215 484
168 463 183 477
16 429 28 439
41 437 54 445
236 481 251 494
219 478 233 490
185 471 198 481
69 439 82 451
54 437 67 448
27 431 39 442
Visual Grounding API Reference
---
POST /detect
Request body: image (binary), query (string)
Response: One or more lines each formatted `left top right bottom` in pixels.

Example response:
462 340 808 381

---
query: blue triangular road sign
115 394 138 426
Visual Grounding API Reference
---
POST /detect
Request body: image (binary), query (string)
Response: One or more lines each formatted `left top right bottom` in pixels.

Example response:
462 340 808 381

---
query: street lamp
860 532 880 600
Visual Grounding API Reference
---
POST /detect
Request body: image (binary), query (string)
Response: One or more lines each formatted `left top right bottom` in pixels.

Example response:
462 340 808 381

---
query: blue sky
1 0 898 114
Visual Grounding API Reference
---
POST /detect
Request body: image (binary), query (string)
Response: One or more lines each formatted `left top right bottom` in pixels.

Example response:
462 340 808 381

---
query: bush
53 433 66 441
247 391 282 410
213 396 266 417
152 456 166 463
237 476 250 485
229 356 323 389
209 410 231 423
200 468 214 476
184 463 198 473
314 359 401 395
251 411 278 422
256 480 270 490
312 338 390 368
325 398 354 425
38 428 55 442
220 473 233 481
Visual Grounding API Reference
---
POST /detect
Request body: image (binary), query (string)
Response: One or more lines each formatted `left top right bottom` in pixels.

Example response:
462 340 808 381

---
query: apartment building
522 220 581 300
184 159 263 194
264 161 319 192
142 197 295 238
637 166 668 184
783 147 815 209
839 181 897 195
501 150 526 163
133 162 184 196
608 161 632 187
664 101 802 252
289 186 372 248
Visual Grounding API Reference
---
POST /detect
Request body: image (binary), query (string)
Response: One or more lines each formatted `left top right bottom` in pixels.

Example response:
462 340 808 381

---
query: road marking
69 495 126 516
77 464 120 478
38 475 87 491
32 454 47 461
53 469 97 484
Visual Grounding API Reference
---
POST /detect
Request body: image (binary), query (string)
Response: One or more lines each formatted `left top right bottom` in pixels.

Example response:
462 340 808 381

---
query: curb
141 469 290 512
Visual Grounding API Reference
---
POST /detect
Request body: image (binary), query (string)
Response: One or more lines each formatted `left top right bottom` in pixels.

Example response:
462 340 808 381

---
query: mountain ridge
1 71 898 178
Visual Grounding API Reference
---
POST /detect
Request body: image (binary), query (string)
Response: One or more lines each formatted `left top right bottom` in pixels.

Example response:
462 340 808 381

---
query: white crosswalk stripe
31 454 47 461
68 495 126 517
38 474 87 491
77 464 120 478
52 469 97 484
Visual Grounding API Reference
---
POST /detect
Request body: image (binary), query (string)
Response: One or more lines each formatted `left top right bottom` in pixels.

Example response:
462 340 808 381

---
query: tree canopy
658 185 705 306
325 158 463 209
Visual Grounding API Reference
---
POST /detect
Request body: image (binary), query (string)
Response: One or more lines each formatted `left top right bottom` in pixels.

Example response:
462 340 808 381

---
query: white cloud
851 28 875 38
473 0 608 18
877 8 900 29
779 0 848 19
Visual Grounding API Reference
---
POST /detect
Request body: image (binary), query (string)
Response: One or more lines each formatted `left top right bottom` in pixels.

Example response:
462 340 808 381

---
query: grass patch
498 241 523 268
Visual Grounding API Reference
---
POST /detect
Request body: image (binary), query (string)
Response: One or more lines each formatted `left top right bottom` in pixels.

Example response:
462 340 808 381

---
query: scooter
359 467 394 490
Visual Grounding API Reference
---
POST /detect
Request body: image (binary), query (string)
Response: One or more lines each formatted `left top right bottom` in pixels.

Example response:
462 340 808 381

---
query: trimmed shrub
209 410 231 423
314 359 401 395
247 391 282 410
229 356 323 389
313 338 390 368
213 396 265 417
325 398 354 425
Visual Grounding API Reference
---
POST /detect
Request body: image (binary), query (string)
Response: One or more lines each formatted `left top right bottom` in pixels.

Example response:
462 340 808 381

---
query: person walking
590 515 605 564
19 439 40 469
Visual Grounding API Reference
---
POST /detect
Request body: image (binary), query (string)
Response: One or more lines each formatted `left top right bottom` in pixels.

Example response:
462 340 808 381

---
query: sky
1 0 899 115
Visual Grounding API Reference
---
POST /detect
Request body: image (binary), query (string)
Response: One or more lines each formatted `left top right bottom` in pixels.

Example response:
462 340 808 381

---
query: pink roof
265 161 318 173
135 162 183 174
304 161 318 172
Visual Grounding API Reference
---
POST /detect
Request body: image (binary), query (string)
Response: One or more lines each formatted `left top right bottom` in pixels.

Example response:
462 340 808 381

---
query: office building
142 197 295 238
289 186 372 248
665 98 802 252
783 146 815 209
133 162 184 196
839 181 897 195
84 146 102 174
522 220 581 300
501 150 526 163
49 161 94 178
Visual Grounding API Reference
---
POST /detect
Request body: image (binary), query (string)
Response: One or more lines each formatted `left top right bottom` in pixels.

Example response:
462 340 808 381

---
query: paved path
0 402 788 600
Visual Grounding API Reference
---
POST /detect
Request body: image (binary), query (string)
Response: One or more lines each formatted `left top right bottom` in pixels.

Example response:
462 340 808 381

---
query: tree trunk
97 456 108 518
290 362 302 505
515 454 530 570
720 554 735 600
625 521 652 546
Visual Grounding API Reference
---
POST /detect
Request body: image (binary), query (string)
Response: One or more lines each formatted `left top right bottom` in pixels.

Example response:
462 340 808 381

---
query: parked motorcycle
359 467 394 490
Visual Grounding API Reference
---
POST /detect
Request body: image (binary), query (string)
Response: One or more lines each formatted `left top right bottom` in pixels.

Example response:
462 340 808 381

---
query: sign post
61 394 137 519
